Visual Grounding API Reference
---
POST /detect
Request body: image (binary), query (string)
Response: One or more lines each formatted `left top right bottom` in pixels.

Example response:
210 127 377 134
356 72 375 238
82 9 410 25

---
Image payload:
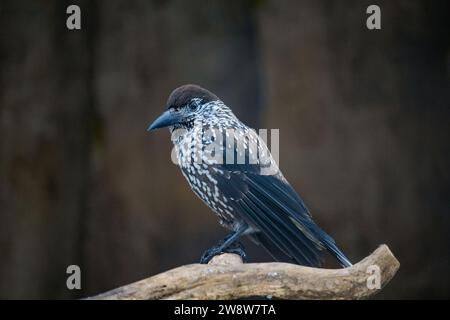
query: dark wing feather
214 166 351 267
203 127 351 267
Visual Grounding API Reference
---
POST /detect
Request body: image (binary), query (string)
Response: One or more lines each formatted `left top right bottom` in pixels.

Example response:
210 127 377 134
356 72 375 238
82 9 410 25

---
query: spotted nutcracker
148 84 351 267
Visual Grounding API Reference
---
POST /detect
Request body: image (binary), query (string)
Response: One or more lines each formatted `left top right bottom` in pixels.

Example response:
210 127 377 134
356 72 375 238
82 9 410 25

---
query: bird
147 84 352 268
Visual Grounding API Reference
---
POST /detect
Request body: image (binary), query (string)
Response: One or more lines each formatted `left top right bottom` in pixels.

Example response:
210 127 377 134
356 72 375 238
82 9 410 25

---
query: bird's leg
200 224 248 264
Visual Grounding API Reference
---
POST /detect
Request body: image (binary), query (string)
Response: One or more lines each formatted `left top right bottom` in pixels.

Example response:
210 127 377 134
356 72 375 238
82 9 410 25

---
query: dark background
0 0 449 299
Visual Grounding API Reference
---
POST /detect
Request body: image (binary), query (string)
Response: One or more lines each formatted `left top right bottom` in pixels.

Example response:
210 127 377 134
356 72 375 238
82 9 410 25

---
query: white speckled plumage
171 99 279 231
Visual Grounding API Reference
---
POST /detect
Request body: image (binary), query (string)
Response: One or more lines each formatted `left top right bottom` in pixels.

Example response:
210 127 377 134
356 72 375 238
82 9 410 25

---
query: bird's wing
204 128 350 267
215 168 328 266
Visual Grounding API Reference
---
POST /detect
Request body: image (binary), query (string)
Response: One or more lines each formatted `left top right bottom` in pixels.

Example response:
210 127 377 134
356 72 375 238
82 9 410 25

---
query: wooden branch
87 244 399 300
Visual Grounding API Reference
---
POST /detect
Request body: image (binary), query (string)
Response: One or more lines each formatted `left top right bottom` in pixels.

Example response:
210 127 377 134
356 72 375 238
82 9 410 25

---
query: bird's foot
199 241 247 264
225 242 247 262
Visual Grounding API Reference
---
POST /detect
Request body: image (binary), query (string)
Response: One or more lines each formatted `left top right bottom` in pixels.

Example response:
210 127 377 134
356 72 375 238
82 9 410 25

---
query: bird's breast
172 131 237 229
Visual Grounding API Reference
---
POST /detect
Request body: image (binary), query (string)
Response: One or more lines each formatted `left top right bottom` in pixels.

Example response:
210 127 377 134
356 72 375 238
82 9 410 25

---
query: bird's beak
147 110 180 131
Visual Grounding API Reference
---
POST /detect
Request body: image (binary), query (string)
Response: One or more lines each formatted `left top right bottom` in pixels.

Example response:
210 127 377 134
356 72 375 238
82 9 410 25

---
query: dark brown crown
166 84 219 110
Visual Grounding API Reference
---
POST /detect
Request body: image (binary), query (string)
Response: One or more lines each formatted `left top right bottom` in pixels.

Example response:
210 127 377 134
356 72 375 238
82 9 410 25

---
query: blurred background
0 0 449 299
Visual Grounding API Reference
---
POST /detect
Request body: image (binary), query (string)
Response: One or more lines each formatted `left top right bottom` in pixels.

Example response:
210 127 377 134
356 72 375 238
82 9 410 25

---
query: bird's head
147 84 224 133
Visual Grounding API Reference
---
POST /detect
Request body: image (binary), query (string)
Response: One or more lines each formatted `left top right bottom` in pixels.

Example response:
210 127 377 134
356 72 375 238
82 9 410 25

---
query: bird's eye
189 103 197 111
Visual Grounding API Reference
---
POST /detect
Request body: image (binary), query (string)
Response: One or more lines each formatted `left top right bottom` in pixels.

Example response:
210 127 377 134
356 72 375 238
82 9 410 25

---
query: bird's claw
225 242 247 262
199 241 247 264
199 247 221 264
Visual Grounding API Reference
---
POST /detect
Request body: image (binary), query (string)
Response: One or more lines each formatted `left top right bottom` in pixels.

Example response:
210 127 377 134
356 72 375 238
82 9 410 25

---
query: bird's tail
243 174 352 268
250 222 352 268
321 235 352 268
310 225 352 268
